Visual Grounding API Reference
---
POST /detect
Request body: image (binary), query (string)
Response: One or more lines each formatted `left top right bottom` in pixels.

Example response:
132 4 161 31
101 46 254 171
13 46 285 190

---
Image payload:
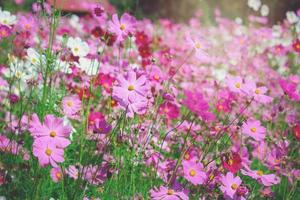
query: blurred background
0 0 299 24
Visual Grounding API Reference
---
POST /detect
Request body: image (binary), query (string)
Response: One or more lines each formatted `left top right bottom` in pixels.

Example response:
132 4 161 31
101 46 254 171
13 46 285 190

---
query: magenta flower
62 95 82 119
182 160 207 185
29 114 72 148
241 168 280 186
108 13 136 43
149 186 189 200
158 102 180 120
220 172 242 199
279 75 300 102
0 25 12 40
242 120 266 141
182 90 215 121
33 139 64 167
93 119 112 135
50 168 63 182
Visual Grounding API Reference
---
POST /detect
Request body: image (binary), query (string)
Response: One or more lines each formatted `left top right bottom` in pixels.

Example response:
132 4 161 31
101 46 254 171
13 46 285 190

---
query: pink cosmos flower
220 172 242 199
182 90 215 121
149 186 189 200
113 71 150 117
108 13 136 43
186 34 210 61
182 160 207 185
66 165 79 180
242 120 266 141
226 76 244 94
29 114 72 148
62 95 82 119
241 168 280 186
242 80 273 104
50 168 63 182
33 139 64 167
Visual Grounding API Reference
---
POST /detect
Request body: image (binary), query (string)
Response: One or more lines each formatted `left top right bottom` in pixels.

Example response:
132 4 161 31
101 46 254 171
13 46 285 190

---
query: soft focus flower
260 5 269 16
0 10 17 27
0 25 11 40
67 37 90 57
183 90 215 121
247 0 261 11
158 102 180 120
242 120 266 141
149 186 189 200
50 168 63 182
62 95 82 119
241 168 280 186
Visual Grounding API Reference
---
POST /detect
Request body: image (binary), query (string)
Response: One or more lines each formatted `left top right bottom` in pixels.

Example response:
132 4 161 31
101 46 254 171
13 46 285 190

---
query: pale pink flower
242 120 266 141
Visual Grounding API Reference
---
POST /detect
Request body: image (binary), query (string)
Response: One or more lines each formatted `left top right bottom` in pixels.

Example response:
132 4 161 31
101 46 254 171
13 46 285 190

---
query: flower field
0 1 300 200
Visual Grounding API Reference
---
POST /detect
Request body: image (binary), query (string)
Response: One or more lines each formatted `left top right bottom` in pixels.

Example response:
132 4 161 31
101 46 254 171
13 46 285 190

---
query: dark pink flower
183 90 215 121
159 102 180 120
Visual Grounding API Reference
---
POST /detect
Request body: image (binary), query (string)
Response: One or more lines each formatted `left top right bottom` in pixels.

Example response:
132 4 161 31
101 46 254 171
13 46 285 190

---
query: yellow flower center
235 83 241 88
255 89 260 94
66 100 73 107
189 169 196 177
32 58 37 64
184 154 190 160
231 183 238 190
195 42 201 49
2 19 8 24
228 159 233 165
296 44 300 50
49 131 57 137
209 174 215 180
250 127 257 133
45 148 52 156
56 172 62 179
74 47 79 52
1 30 7 36
128 85 135 91
120 24 126 31
167 189 174 195
153 75 160 80
257 170 263 176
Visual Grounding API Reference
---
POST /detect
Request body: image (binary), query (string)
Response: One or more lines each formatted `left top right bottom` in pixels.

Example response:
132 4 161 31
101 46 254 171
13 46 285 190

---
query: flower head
149 186 188 200
33 139 64 167
220 172 242 199
242 120 266 141
182 160 207 185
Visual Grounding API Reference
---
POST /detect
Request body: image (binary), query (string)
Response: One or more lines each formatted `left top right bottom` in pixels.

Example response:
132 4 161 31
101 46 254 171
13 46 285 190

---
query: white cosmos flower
286 11 299 24
247 0 261 11
77 57 99 76
0 9 17 27
260 5 269 16
67 37 90 57
55 59 72 74
26 48 46 67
